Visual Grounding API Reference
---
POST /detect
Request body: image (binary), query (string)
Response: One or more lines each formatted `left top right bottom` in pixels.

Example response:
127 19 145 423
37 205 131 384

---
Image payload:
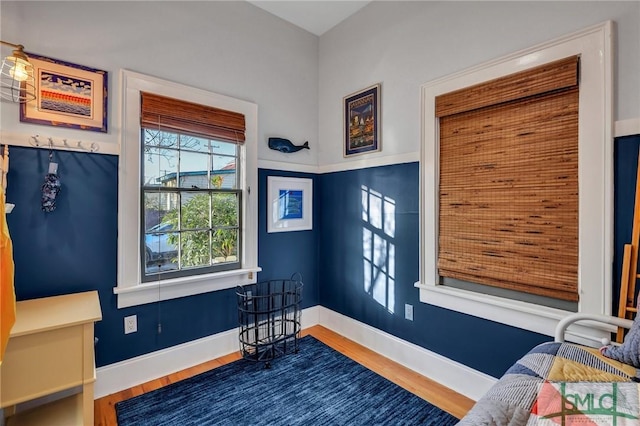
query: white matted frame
267 176 313 233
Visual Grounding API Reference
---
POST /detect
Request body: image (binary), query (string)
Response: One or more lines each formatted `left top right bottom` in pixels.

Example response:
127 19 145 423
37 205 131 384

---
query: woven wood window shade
140 92 245 144
435 56 579 302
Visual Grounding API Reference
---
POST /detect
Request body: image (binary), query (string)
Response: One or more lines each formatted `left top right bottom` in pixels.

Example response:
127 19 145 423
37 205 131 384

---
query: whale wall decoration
268 137 310 153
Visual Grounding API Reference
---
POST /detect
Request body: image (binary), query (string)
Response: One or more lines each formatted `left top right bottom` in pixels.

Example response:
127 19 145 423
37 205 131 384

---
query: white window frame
114 70 261 308
415 21 613 338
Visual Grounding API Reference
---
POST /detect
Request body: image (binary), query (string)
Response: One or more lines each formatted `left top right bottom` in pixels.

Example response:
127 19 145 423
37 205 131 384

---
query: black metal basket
236 274 303 367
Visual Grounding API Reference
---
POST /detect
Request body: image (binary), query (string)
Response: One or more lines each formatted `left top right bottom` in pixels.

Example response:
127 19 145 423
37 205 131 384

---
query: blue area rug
116 335 459 425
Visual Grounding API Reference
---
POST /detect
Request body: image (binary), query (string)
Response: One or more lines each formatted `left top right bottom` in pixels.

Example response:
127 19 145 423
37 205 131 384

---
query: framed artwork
267 176 313 233
343 83 381 157
20 53 108 133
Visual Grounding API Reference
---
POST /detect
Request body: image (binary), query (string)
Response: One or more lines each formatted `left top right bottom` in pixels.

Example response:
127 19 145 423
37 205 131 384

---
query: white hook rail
30 135 100 153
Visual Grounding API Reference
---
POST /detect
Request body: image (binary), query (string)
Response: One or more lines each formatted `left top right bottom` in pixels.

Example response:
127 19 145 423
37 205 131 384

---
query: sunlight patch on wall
361 185 396 313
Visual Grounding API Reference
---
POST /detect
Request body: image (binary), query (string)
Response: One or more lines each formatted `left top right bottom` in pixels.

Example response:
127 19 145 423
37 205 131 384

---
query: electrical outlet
247 290 253 305
124 315 137 334
404 304 414 321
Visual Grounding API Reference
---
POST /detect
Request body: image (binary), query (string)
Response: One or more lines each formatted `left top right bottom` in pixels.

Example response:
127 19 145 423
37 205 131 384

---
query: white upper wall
318 1 640 168
0 1 319 168
2 2 637 171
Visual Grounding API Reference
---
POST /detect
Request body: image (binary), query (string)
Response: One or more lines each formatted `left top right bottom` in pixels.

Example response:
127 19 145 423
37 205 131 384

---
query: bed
457 313 640 425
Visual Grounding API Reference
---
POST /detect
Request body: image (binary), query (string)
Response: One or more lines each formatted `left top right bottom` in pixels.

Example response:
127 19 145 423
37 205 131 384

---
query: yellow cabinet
1 291 102 425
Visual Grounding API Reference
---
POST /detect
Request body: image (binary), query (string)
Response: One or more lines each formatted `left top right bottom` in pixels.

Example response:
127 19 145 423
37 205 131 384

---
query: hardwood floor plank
94 326 474 425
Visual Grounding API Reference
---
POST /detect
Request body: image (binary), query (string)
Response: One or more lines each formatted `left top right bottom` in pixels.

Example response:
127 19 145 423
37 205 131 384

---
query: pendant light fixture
0 41 36 103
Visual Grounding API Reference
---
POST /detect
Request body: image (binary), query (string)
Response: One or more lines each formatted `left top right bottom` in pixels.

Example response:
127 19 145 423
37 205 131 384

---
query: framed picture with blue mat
267 176 313 233
116 336 458 425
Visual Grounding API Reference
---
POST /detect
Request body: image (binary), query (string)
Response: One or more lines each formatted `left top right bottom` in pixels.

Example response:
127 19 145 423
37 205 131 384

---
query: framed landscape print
20 53 108 133
267 176 313 233
344 83 381 157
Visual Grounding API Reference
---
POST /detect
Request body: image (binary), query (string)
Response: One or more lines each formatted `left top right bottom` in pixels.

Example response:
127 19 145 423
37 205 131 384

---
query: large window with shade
140 93 244 281
436 56 579 304
114 70 260 309
416 22 613 338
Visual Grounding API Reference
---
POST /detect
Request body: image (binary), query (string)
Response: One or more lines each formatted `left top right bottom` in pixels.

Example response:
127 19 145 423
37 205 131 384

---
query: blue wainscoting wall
318 162 548 378
5 134 639 377
5 146 318 367
317 135 640 378
257 169 319 293
613 134 640 313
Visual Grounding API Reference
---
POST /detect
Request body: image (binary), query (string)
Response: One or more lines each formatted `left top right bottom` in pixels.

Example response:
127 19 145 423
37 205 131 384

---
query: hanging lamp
0 41 36 103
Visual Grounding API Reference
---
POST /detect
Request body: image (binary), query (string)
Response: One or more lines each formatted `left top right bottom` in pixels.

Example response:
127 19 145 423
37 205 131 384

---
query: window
141 129 241 280
416 22 613 337
436 56 580 306
140 92 243 281
115 71 260 308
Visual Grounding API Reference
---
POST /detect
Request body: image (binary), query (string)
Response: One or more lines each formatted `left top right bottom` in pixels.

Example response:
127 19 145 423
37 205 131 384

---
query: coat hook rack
30 135 99 153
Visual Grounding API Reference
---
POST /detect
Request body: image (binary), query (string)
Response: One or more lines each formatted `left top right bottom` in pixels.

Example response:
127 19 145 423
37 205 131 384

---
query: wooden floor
94 325 474 425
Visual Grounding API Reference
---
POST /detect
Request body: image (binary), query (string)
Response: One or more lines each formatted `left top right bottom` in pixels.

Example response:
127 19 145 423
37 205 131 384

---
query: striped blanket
457 341 640 425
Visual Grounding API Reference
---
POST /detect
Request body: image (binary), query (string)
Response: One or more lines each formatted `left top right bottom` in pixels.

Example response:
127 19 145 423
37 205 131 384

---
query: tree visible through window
140 92 245 282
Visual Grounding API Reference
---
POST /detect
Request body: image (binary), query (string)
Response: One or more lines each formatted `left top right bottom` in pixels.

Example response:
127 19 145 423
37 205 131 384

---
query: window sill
114 266 262 308
414 282 609 344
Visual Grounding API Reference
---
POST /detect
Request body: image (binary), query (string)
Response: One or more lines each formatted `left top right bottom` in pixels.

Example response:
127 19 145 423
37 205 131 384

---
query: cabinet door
1 325 84 406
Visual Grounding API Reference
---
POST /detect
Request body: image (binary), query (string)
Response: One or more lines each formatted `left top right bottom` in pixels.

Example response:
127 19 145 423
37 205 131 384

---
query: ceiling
247 1 371 36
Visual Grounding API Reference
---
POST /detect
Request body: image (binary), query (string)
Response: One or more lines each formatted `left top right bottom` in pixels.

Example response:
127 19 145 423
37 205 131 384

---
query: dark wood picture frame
20 52 108 133
343 83 381 157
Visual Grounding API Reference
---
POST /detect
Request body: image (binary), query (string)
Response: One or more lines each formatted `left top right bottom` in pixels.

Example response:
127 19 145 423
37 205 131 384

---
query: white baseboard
95 328 237 399
317 307 497 401
95 305 495 402
95 305 320 398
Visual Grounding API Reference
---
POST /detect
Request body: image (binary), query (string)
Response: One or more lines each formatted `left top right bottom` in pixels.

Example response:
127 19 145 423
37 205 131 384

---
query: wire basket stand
236 273 303 368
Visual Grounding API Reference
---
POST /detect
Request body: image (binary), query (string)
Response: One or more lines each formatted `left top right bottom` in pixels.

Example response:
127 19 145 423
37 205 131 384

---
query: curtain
0 185 15 364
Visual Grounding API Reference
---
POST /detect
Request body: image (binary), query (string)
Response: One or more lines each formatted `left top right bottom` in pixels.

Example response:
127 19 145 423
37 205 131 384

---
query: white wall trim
262 114 638 175
415 283 567 337
94 305 494 402
3 118 631 172
0 132 120 156
258 159 319 174
414 282 609 344
113 267 263 309
317 306 496 402
260 152 421 174
318 152 419 174
94 305 320 398
615 118 640 137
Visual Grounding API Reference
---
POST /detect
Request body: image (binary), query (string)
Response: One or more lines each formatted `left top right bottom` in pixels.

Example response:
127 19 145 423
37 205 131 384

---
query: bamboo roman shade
140 92 245 144
435 56 580 302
